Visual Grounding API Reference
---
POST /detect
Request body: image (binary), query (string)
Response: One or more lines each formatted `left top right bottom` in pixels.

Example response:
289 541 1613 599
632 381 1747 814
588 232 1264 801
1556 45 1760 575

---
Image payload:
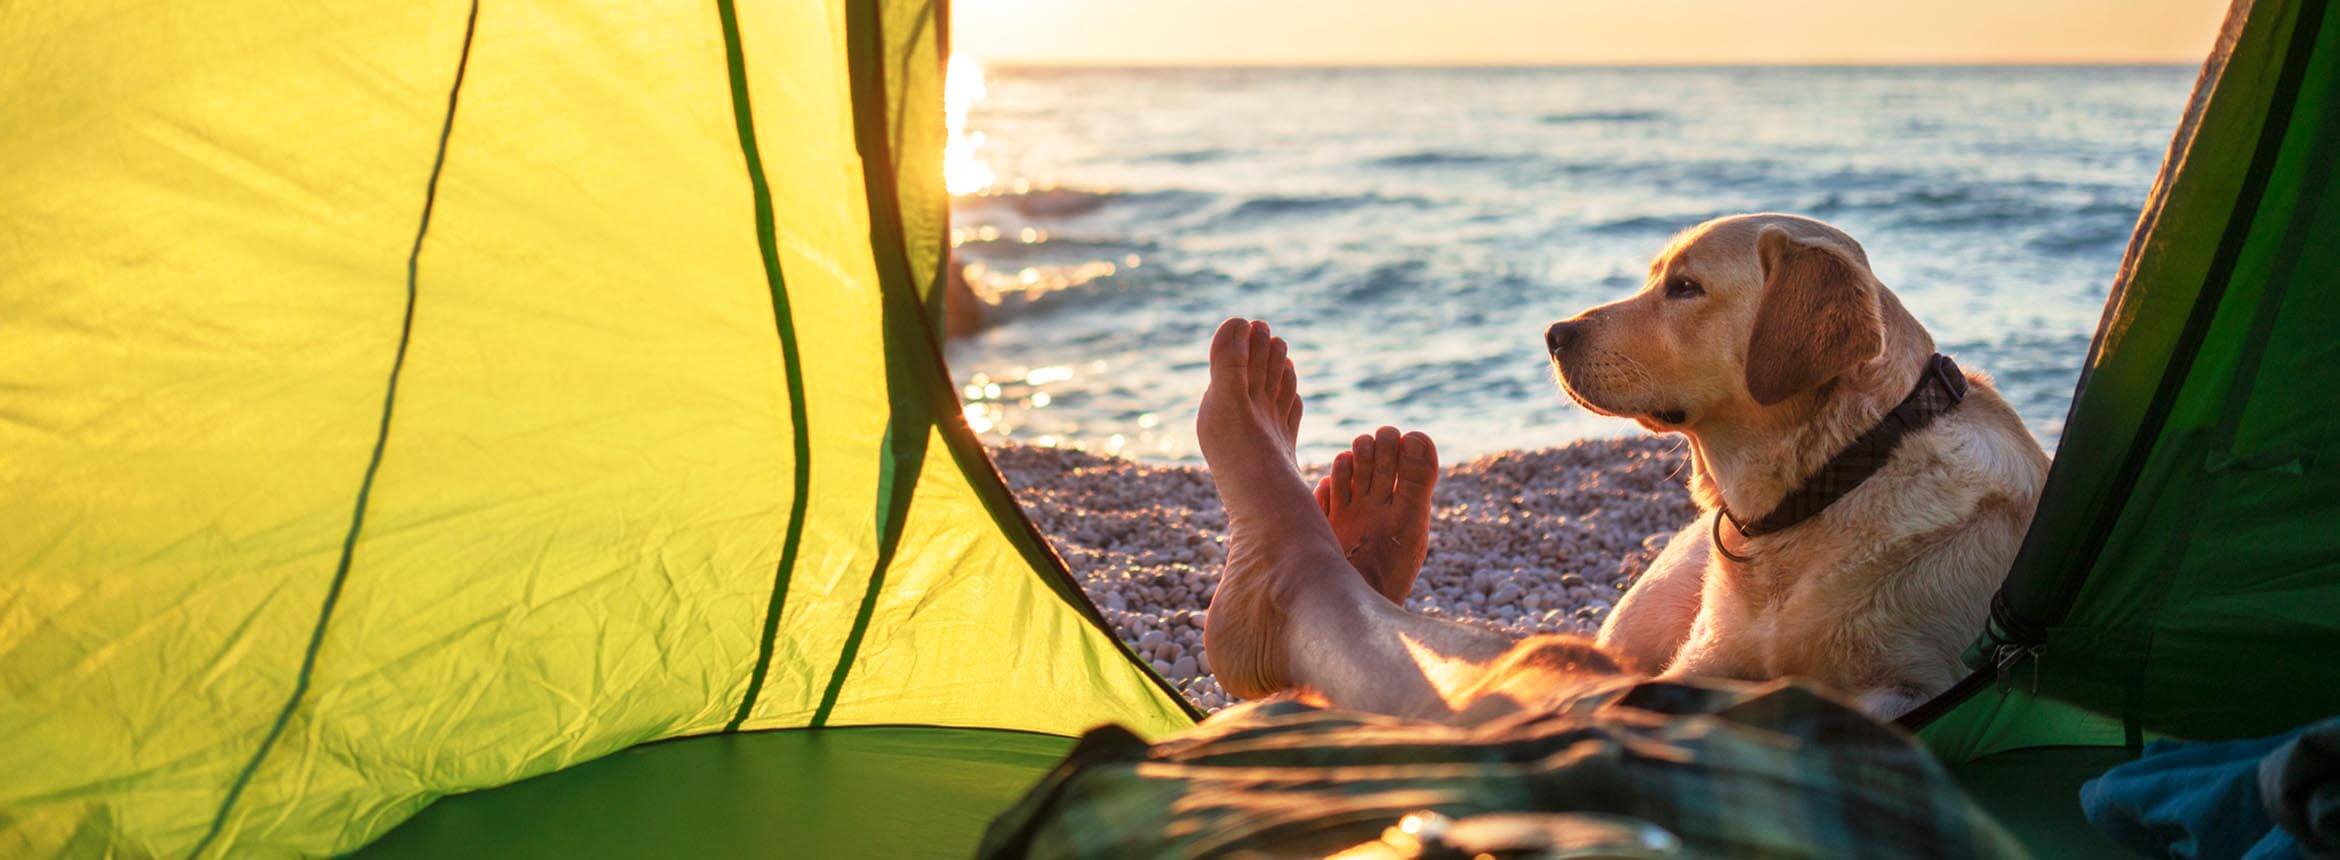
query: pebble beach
991 436 1700 711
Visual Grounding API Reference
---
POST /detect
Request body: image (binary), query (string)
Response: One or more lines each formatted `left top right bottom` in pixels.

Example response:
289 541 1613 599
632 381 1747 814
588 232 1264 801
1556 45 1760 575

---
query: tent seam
927 0 954 325
716 0 819 735
807 0 938 728
190 2 480 854
809 423 927 726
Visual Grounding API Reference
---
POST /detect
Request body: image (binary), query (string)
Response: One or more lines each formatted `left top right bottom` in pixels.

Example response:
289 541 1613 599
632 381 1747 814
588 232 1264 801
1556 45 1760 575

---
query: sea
942 64 2200 463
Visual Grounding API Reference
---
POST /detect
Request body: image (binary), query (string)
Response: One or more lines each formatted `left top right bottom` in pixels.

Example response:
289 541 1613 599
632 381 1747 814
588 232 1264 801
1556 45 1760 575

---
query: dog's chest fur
1701 402 2044 688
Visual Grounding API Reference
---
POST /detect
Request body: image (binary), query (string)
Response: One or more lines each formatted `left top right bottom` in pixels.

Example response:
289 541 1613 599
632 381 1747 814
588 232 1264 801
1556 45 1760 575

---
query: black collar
1714 353 1969 561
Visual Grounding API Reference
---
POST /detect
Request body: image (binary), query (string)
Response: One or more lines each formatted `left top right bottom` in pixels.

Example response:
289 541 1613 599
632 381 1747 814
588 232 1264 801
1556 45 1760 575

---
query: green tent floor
361 725 2144 857
360 726 1072 858
1947 746 2138 859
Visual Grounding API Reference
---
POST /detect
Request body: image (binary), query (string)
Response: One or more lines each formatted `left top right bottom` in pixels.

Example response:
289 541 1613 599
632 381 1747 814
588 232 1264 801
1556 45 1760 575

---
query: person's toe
1209 318 1252 390
1265 337 1289 397
1330 451 1356 514
1263 336 1301 401
1396 431 1438 505
1370 425 1403 500
1246 323 1275 392
1314 476 1333 514
1348 434 1375 498
1281 378 1303 440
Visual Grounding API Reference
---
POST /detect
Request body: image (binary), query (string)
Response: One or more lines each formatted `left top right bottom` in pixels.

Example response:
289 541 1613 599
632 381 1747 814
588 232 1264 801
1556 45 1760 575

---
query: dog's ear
1744 225 1884 406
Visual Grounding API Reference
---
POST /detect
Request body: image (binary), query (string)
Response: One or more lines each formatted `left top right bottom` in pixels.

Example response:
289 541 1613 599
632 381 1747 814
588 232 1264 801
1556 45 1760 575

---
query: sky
952 0 2232 67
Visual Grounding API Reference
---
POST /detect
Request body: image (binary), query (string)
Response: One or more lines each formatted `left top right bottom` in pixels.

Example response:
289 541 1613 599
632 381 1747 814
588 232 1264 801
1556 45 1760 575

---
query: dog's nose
1545 320 1582 356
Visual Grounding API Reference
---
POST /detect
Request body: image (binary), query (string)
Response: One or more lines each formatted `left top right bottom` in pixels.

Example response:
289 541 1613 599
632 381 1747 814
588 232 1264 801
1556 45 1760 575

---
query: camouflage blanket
981 677 2024 858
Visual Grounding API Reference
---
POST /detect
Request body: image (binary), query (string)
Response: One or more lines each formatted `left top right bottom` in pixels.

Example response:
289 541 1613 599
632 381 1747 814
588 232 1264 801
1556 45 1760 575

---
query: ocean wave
1149 147 1232 164
1340 259 1429 300
958 260 1142 325
1581 213 1710 235
1551 157 1780 185
1939 332 2092 384
953 186 1207 219
1885 198 2140 232
1795 168 1941 199
2024 205 2144 253
1366 150 1530 169
1540 109 1666 125
1801 182 2144 236
957 234 1149 254
1219 192 1433 220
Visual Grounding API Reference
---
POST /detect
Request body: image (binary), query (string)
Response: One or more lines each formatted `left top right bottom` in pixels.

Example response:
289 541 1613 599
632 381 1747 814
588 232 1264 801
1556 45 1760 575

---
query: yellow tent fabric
0 1 1192 856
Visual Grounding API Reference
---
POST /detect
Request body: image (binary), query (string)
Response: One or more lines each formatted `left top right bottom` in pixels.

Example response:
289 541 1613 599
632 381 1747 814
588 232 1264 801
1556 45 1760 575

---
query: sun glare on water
945 54 995 196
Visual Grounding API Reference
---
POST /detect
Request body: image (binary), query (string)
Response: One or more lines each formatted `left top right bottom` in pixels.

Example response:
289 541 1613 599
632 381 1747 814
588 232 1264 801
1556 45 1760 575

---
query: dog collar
1714 353 1969 561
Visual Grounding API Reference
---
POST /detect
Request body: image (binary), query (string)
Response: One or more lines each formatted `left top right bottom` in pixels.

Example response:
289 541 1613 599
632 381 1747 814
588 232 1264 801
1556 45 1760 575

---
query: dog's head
1546 213 1910 432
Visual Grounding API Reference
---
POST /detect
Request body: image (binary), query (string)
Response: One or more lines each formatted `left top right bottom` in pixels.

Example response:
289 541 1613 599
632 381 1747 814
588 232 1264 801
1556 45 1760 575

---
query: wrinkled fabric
0 2 1188 856
2263 718 2340 858
2080 717 2340 859
984 677 2027 859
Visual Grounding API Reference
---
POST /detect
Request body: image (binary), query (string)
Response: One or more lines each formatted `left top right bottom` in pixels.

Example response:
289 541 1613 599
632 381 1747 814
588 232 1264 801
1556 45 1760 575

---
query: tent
1907 0 2340 854
3 0 2335 856
1 2 1192 857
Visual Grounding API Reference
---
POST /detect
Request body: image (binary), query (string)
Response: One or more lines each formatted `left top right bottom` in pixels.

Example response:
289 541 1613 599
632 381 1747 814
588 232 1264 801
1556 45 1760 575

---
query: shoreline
990 435 1699 710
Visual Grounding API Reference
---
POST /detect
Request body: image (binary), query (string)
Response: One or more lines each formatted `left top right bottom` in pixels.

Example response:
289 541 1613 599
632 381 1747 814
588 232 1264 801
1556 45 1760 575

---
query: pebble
992 437 1697 712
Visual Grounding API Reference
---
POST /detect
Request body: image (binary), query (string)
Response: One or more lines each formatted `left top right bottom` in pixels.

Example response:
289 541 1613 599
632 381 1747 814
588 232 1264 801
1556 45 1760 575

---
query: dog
1549 213 2049 718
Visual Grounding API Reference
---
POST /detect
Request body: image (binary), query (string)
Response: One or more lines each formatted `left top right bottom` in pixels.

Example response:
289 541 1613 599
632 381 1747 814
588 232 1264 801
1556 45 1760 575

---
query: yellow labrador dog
1552 213 2049 718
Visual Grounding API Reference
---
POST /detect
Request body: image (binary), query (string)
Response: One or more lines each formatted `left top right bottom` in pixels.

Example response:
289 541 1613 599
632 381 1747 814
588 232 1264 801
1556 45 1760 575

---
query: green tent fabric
0 1 1193 856
1912 0 2340 851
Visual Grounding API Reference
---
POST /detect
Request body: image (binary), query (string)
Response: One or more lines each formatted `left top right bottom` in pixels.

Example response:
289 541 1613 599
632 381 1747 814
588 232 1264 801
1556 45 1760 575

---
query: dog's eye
1664 276 1704 299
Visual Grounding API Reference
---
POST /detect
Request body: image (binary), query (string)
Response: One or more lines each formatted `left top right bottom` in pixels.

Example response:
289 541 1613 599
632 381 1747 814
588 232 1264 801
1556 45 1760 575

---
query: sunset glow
953 0 2228 67
944 54 995 195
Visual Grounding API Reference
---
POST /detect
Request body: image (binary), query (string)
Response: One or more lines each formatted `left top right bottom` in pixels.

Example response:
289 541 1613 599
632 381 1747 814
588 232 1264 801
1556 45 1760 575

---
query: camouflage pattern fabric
982 677 2025 858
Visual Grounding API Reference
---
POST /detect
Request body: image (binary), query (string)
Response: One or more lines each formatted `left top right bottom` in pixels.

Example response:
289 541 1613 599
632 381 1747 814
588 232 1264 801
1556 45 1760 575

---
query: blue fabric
2082 718 2340 859
2261 719 2340 859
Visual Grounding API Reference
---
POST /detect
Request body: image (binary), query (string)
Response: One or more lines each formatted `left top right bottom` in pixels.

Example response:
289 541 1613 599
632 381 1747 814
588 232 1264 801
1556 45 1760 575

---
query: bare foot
1314 427 1437 604
1197 318 1361 699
